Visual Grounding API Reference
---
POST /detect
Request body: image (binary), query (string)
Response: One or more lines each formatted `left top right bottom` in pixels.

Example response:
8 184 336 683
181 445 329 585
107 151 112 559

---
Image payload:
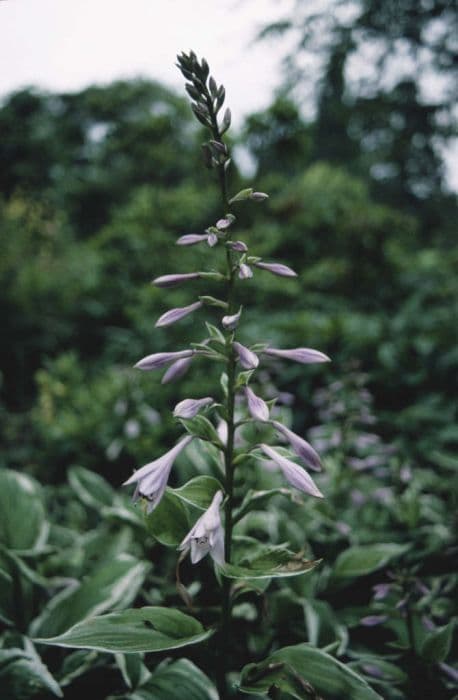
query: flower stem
205 87 236 700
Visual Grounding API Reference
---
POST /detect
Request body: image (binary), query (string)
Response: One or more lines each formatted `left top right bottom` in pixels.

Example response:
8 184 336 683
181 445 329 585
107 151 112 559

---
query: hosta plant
35 51 386 700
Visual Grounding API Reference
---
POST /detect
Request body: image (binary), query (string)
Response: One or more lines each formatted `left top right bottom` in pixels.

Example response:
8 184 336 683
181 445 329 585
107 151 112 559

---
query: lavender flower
233 341 259 369
135 349 194 371
161 355 193 384
176 234 208 246
123 435 193 513
153 272 201 287
271 421 322 472
254 261 297 278
222 307 242 330
264 347 331 364
155 301 202 327
250 192 269 201
207 232 218 247
360 615 388 627
238 263 253 279
216 218 232 230
179 490 225 564
230 240 248 253
245 386 269 422
173 396 213 419
259 444 323 498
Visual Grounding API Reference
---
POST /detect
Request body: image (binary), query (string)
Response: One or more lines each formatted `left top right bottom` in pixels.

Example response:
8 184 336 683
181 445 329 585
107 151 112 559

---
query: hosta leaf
0 640 62 699
179 415 222 444
170 476 223 510
0 469 48 552
31 554 150 638
239 643 382 699
35 607 213 653
220 556 320 580
139 658 218 699
145 491 189 546
332 543 409 581
420 620 455 663
68 466 115 510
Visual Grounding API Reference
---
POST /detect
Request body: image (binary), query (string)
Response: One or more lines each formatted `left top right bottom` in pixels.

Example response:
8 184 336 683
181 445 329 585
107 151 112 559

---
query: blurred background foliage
0 0 457 697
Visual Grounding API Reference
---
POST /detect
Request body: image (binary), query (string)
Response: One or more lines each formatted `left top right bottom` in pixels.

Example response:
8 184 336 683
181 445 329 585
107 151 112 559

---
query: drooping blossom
123 436 193 513
173 397 213 419
264 347 330 364
230 240 248 253
178 490 225 564
155 301 202 328
245 386 269 422
153 272 201 288
259 444 323 498
271 420 321 472
222 307 242 330
161 355 193 384
135 349 194 371
238 263 253 279
176 234 208 246
233 341 259 369
207 232 218 247
254 261 297 278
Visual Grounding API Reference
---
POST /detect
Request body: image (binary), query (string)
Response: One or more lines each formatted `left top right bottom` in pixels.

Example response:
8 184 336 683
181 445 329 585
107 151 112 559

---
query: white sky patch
0 0 293 127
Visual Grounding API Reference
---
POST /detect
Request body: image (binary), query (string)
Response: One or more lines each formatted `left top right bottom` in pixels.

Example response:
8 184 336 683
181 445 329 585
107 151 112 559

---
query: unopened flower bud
176 234 208 246
173 397 213 419
233 341 259 369
207 232 218 247
155 301 202 328
254 261 297 278
250 192 269 201
153 272 200 287
229 240 248 253
222 307 242 330
238 263 253 279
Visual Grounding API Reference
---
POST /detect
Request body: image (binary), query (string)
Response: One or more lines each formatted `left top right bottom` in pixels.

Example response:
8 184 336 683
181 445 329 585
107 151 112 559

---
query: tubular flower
271 421 322 472
135 349 194 371
153 272 201 287
123 436 193 513
245 386 269 422
176 234 208 246
173 396 213 419
264 347 330 364
233 341 259 369
179 490 225 564
161 355 193 384
259 444 323 498
155 301 202 328
254 261 297 278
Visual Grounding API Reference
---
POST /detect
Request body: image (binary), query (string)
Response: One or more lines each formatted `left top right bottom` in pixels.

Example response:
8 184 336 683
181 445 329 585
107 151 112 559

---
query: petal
135 350 194 371
152 272 201 287
264 347 330 364
155 301 202 328
272 421 321 471
254 261 297 277
233 341 259 369
245 387 269 422
176 234 208 246
260 444 324 498
173 397 213 419
161 356 193 384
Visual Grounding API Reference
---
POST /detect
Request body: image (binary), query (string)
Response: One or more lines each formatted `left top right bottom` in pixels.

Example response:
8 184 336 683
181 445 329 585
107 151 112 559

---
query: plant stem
205 89 236 699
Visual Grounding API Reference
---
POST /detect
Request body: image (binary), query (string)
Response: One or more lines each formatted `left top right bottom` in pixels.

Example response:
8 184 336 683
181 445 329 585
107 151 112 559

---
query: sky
1 0 456 189
0 0 293 127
